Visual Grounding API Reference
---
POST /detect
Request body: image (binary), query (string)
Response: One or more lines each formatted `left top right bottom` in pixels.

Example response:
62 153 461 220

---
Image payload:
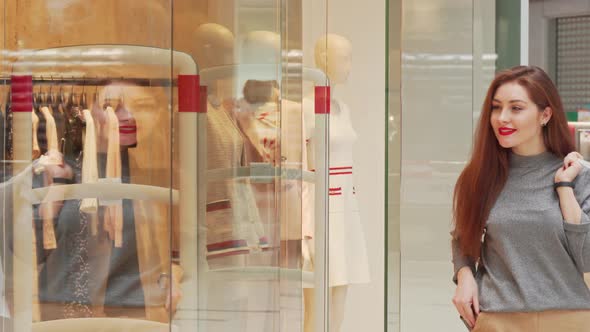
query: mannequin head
314 34 352 85
194 23 235 68
240 30 280 64
239 30 280 103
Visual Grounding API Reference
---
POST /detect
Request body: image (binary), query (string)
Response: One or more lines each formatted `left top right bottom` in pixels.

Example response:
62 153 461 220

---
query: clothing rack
5 45 199 332
0 76 176 87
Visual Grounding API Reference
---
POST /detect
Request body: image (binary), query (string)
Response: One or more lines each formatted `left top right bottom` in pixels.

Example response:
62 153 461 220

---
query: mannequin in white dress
303 33 370 332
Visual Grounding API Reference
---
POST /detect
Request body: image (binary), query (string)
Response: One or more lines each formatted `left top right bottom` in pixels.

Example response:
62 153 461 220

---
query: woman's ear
543 107 553 123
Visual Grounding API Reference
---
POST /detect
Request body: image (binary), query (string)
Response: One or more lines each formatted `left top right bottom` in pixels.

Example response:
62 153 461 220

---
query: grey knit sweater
452 151 590 312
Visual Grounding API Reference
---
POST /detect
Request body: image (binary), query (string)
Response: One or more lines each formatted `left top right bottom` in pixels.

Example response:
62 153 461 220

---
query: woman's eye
491 105 500 110
512 107 522 111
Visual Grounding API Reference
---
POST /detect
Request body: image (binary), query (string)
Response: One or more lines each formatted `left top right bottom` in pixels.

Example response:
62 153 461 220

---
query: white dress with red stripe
304 98 370 287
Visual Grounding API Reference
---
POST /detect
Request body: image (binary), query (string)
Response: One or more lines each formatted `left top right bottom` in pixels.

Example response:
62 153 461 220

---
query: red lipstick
499 127 517 136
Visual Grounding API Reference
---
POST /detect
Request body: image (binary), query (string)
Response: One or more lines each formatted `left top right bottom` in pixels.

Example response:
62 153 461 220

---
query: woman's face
490 82 551 155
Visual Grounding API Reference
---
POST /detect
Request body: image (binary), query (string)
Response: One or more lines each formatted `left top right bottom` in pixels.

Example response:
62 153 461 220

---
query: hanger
33 78 42 112
93 79 101 110
39 76 48 107
80 79 88 110
103 85 112 109
57 81 66 113
49 76 60 114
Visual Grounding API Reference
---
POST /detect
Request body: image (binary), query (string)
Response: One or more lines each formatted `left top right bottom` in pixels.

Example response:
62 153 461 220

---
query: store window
0 1 388 332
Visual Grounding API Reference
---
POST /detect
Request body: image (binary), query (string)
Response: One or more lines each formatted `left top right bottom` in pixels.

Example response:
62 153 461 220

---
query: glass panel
1 2 10 331
387 0 402 330
303 0 387 330
0 1 348 331
2 2 175 331
301 1 329 332
393 1 475 331
172 1 309 331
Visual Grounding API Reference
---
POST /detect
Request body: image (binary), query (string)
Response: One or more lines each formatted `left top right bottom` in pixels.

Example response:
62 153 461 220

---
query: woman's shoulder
543 152 565 170
575 160 590 186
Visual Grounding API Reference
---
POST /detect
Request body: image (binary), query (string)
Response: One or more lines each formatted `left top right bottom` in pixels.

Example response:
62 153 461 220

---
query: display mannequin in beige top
191 23 278 331
235 31 308 271
195 23 266 269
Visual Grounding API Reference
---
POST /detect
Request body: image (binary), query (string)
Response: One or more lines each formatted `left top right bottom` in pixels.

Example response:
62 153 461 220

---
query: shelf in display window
21 165 314 205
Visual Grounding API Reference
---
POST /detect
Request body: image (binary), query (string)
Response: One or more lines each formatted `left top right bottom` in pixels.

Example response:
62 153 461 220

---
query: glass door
172 1 328 331
0 1 335 331
1 2 177 331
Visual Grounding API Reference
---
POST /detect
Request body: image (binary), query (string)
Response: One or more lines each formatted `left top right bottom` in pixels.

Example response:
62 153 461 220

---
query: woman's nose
498 108 510 123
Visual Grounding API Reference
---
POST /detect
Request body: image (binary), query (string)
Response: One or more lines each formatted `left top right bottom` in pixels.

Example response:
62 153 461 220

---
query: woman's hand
452 266 480 329
555 152 584 183
165 276 182 313
164 264 184 314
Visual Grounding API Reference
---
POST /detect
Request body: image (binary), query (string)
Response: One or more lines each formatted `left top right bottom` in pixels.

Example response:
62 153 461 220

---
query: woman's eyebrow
492 99 527 103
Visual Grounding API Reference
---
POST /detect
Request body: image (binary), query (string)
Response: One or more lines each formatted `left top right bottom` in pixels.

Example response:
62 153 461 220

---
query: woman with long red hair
452 66 590 331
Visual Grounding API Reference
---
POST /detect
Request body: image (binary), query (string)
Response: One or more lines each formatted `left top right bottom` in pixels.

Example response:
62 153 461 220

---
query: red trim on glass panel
199 85 208 113
315 86 330 114
11 75 33 113
178 75 200 113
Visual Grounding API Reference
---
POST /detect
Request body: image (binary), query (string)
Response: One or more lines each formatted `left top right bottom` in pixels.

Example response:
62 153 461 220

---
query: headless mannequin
194 23 235 72
195 23 236 109
304 33 354 332
195 24 275 332
197 24 265 268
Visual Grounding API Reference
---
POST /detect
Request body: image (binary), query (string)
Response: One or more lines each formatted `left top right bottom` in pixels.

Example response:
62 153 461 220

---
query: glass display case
0 1 390 331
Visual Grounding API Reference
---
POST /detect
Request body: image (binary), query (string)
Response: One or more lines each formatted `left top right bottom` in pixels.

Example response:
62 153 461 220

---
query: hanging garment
32 111 40 158
235 98 307 242
103 107 123 247
35 108 48 155
39 106 59 152
206 100 267 269
91 93 108 153
5 94 13 161
80 109 99 214
81 109 100 235
64 94 85 160
38 106 60 249
51 92 66 149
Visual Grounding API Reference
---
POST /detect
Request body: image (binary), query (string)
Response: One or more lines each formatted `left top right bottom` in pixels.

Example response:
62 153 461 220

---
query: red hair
453 66 574 259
